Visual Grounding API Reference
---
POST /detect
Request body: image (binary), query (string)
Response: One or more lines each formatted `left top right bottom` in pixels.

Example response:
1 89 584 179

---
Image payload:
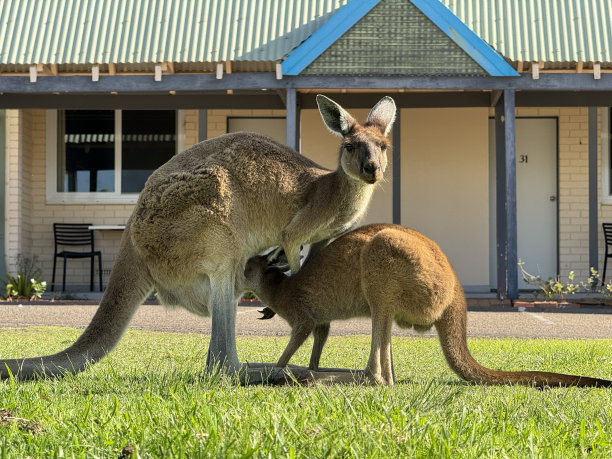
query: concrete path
1 304 611 340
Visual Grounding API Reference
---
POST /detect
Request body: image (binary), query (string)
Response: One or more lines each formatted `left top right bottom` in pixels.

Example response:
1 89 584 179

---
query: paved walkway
1 303 611 340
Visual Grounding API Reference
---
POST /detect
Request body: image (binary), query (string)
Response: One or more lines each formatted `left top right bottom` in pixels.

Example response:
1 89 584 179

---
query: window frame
46 109 185 204
602 108 612 204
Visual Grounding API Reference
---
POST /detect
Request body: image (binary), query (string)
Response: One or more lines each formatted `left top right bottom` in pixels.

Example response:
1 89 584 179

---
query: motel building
0 0 611 300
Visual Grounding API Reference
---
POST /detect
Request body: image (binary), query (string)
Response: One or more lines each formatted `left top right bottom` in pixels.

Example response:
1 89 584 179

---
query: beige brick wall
183 109 199 147
4 109 200 291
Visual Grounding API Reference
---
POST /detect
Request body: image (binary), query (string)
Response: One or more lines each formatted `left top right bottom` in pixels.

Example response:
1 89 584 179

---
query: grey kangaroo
246 224 612 388
0 95 396 380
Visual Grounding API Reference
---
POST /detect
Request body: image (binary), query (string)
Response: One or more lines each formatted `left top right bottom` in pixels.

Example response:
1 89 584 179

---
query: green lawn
1 327 611 458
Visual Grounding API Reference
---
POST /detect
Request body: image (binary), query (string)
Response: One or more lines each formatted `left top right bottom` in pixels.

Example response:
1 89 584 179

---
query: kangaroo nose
362 162 379 175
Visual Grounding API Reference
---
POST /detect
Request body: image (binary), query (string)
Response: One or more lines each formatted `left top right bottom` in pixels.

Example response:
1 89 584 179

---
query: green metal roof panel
0 0 349 65
0 0 610 67
442 0 612 64
301 0 488 76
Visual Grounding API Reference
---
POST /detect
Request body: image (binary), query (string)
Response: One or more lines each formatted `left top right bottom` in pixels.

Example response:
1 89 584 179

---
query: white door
489 118 558 290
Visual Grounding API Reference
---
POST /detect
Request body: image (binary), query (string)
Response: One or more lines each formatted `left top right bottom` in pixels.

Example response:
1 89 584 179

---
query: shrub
519 260 612 301
4 255 47 300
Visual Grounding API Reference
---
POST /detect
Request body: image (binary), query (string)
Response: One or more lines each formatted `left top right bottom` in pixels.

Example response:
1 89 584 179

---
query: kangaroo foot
238 363 369 386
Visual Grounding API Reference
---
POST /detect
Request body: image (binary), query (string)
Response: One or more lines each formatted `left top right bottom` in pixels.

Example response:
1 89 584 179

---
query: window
48 109 182 203
122 111 177 192
58 110 115 192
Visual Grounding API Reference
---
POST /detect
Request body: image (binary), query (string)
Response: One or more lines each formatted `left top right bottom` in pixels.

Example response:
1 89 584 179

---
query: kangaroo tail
434 284 612 388
0 225 154 380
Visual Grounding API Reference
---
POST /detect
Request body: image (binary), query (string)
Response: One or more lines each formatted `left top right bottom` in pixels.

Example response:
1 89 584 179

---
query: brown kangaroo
246 224 612 388
0 95 396 380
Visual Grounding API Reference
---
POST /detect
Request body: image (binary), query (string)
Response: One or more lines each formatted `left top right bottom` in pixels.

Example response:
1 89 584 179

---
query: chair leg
98 254 103 291
90 255 94 291
51 256 57 292
62 255 67 292
603 253 609 286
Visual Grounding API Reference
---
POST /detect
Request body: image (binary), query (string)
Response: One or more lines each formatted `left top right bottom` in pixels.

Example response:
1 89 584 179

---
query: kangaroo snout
360 161 382 183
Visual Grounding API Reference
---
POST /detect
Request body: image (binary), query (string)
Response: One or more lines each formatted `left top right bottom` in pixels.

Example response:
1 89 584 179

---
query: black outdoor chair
602 223 612 286
52 223 103 292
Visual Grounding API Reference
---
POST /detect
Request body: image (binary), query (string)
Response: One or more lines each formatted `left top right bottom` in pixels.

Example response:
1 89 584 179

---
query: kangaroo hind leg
206 271 241 374
277 320 315 368
309 323 331 371
365 308 394 386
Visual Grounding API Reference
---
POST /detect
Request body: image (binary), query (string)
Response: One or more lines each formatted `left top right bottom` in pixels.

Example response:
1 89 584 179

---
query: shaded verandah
1 0 612 298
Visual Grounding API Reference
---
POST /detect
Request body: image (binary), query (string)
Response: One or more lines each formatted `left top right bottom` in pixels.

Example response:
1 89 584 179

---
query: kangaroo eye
345 143 354 152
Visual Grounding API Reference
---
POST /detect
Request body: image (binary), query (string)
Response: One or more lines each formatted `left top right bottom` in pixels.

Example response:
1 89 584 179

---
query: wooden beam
154 63 162 82
275 89 286 106
588 107 598 273
276 63 283 80
108 63 116 75
1 73 612 94
285 88 300 150
495 90 518 300
92 65 100 82
576 61 584 73
198 110 207 141
0 94 287 109
516 91 612 106
3 89 612 110
594 63 601 80
392 109 401 224
216 63 223 79
490 90 503 106
165 62 175 74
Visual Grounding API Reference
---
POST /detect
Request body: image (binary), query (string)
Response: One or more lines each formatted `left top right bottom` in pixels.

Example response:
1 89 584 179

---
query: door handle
549 196 556 201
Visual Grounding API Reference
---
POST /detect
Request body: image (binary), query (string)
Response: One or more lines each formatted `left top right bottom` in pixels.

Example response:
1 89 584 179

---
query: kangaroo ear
316 94 356 137
266 247 290 270
366 96 396 136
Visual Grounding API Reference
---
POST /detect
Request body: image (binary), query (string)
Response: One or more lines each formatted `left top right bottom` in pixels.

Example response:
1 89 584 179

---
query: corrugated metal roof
442 0 612 64
0 0 348 65
0 0 610 67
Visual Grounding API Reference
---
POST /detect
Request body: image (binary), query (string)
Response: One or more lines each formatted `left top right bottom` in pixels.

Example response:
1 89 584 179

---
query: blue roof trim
410 0 519 77
281 0 381 76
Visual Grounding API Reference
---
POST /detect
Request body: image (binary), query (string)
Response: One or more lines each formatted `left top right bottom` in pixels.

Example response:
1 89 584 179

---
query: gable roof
283 0 518 76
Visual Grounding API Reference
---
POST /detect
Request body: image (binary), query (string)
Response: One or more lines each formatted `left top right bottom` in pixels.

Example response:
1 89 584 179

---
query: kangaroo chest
310 185 375 242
